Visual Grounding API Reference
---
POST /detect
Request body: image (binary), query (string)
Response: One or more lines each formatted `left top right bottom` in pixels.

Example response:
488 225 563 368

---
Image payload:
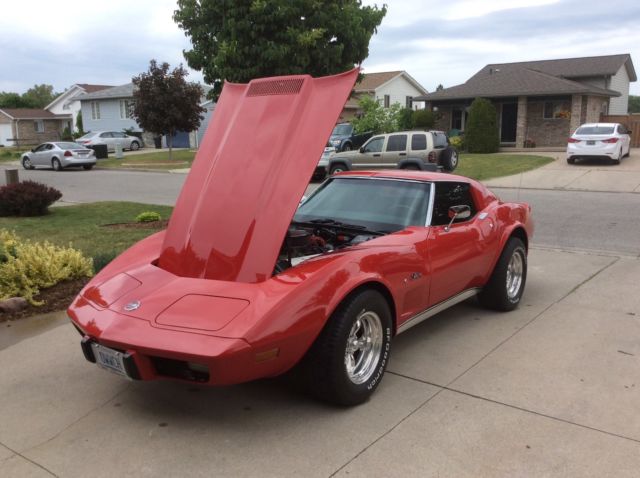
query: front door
500 103 518 143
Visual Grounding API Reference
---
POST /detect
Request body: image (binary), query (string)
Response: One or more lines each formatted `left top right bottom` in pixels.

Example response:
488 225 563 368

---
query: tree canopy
629 95 640 114
131 60 206 158
0 84 58 109
174 0 387 99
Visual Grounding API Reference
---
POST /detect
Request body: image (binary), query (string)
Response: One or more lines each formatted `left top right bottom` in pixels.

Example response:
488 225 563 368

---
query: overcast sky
1 0 639 96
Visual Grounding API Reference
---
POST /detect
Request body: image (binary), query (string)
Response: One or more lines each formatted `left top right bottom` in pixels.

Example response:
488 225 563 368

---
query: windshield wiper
292 219 385 235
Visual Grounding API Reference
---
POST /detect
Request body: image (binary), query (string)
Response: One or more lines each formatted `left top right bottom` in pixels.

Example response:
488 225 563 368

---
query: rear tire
302 289 392 406
612 149 622 165
440 147 458 172
83 164 94 170
567 156 576 164
479 237 527 311
52 158 62 171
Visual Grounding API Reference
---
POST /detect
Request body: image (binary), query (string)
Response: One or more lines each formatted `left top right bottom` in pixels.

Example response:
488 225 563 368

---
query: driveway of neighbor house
484 148 640 193
1 247 640 477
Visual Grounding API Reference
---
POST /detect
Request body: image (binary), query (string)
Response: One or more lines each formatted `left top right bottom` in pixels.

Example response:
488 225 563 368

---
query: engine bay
274 223 380 274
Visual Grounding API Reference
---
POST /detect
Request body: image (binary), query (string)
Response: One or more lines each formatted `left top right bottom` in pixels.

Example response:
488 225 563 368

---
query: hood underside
158 69 359 283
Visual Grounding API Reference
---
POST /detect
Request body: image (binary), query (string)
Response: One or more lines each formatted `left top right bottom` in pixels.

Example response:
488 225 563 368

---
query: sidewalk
1 248 639 476
484 148 640 193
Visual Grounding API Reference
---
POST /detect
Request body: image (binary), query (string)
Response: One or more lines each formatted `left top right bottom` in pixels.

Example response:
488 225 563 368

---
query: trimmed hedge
465 98 500 153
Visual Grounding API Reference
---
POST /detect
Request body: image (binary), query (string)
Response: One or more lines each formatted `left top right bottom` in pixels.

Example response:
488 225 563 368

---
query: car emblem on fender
124 301 141 311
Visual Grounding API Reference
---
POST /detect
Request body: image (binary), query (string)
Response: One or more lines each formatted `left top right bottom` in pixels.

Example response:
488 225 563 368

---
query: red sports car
68 69 533 405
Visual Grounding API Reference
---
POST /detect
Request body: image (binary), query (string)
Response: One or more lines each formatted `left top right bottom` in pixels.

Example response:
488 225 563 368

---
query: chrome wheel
506 250 524 300
344 310 383 385
22 157 33 170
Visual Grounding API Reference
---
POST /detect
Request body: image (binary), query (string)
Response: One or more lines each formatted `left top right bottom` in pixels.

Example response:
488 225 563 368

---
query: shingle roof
77 83 113 93
355 71 403 91
0 108 71 119
417 54 633 102
78 82 213 102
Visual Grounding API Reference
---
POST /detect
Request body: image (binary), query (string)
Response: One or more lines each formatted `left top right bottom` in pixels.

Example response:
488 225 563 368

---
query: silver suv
327 130 458 175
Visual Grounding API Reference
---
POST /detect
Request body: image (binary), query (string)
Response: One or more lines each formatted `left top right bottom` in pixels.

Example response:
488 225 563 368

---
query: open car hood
158 69 359 283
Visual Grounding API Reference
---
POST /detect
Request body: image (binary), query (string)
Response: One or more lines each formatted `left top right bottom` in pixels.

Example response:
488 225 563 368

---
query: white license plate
91 343 129 378
587 140 595 145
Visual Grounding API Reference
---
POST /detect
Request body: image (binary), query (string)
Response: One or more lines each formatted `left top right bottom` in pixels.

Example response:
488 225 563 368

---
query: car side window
35 144 47 152
433 132 448 149
100 132 112 138
385 134 407 152
431 182 477 226
45 144 54 150
115 132 126 138
363 136 384 153
411 134 427 151
617 124 627 134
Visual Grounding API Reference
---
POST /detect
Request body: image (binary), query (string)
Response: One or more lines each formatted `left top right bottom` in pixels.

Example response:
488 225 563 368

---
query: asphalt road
2 165 639 256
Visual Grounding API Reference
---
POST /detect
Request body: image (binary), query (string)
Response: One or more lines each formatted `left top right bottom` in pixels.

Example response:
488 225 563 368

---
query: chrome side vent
247 78 304 96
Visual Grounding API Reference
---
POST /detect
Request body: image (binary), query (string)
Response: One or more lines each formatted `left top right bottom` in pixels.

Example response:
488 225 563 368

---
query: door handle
373 153 381 157
399 152 406 156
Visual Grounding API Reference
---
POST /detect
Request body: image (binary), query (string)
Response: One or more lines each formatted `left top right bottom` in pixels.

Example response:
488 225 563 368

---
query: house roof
417 54 633 102
45 83 114 110
76 83 113 93
354 70 429 96
0 108 71 120
78 82 214 103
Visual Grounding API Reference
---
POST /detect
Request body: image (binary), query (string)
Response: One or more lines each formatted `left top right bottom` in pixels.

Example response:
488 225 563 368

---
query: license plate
91 343 130 378
587 140 595 145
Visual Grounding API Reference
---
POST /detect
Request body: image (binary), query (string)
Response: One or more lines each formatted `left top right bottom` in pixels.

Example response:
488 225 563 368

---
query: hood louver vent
247 78 304 96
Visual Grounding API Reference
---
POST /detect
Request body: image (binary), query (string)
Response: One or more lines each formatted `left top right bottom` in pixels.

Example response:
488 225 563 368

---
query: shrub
135 211 161 223
0 230 93 305
0 180 62 217
61 126 73 141
412 109 436 129
465 98 500 153
397 107 414 130
448 135 465 151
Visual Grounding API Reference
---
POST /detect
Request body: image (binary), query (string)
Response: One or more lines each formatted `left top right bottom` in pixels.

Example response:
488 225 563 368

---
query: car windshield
575 126 615 135
55 142 86 149
332 124 353 136
77 133 97 140
295 177 431 232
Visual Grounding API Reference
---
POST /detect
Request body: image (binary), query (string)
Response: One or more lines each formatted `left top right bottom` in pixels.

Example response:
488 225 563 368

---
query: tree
0 92 29 108
412 109 435 130
397 107 414 130
351 96 402 134
465 98 499 153
436 84 444 91
174 0 387 99
76 111 84 135
131 60 205 160
22 84 57 108
629 95 640 114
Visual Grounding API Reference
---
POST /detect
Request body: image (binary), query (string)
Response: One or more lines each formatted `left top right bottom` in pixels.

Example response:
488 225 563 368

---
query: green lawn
0 147 23 163
0 202 173 259
98 149 196 170
457 154 554 181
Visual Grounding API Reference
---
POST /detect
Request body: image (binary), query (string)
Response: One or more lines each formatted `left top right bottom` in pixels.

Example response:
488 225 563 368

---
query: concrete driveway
1 248 639 477
484 148 640 193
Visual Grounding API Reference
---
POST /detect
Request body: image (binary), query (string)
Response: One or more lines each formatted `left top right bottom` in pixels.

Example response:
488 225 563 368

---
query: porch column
515 96 527 148
570 94 582 135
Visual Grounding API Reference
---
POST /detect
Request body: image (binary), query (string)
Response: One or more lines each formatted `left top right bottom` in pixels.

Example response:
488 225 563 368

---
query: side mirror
359 146 365 153
445 205 471 231
31 148 35 152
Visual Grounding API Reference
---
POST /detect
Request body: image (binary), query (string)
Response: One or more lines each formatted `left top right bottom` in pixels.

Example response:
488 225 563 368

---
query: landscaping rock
0 297 29 314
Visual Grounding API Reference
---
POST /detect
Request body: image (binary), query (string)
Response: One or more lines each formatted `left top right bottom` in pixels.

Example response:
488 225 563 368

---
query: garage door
0 124 13 146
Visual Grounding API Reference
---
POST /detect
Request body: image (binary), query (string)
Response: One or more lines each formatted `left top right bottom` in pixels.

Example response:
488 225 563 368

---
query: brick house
0 109 72 147
340 71 428 122
414 54 636 148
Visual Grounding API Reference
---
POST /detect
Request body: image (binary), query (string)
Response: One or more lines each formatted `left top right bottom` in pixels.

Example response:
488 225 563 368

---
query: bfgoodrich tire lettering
302 289 392 406
479 237 527 311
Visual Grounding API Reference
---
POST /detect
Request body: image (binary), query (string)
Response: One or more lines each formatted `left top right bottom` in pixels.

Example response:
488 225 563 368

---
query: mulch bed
1 278 89 322
101 220 169 230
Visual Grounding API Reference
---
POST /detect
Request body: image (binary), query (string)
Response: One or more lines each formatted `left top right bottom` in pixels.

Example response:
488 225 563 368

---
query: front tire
130 141 140 151
329 164 348 175
303 289 392 406
52 158 63 171
479 237 527 311
22 157 35 170
440 147 458 172
342 143 352 152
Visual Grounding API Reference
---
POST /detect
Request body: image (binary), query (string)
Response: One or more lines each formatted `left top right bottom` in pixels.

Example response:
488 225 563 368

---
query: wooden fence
600 114 640 147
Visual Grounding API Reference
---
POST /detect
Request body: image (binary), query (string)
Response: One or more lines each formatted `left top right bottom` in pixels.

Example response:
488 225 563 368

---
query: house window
34 120 44 133
543 101 570 119
91 101 101 120
405 96 413 108
451 110 463 130
384 94 390 108
120 99 133 119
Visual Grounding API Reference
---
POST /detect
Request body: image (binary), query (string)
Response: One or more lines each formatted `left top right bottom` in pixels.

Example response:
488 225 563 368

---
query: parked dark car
329 123 373 152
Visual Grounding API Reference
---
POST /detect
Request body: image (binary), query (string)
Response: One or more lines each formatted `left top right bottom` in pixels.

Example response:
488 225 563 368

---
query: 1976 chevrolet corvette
68 69 533 405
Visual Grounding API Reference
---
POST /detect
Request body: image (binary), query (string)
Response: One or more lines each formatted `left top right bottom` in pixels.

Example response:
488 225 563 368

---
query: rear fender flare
328 157 352 171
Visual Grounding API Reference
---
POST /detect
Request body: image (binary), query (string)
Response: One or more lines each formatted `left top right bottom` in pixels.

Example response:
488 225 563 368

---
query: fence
600 114 640 147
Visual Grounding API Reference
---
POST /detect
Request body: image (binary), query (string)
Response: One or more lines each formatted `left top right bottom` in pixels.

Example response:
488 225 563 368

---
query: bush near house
0 181 62 217
412 109 436 130
465 98 500 153
0 229 93 305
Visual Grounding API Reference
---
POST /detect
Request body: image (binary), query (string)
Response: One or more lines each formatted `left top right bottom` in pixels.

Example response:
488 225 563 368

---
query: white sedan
21 142 96 171
76 131 142 152
567 122 631 165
